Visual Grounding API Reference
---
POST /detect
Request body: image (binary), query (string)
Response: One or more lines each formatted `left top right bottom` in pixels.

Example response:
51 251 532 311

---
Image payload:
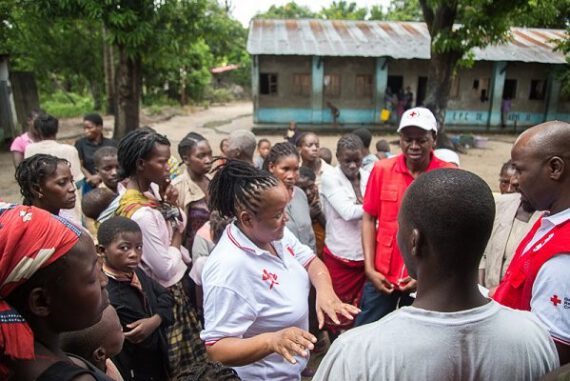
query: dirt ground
0 101 518 378
0 101 515 203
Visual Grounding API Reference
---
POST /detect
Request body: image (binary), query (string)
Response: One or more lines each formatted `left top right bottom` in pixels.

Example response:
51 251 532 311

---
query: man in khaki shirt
479 192 539 294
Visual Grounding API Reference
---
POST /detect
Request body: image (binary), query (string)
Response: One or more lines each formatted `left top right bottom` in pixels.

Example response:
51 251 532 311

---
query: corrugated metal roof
247 19 567 64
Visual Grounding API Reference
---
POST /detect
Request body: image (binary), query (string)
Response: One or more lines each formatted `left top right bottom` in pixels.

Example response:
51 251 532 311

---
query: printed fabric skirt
322 246 366 333
167 280 207 380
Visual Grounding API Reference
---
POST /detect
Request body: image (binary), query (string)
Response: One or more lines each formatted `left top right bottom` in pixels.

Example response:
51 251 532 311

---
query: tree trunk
114 44 141 140
419 0 461 149
102 25 116 115
423 50 462 149
89 80 102 111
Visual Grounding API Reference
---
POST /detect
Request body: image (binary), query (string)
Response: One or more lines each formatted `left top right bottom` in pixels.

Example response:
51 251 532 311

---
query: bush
41 91 94 118
203 87 234 104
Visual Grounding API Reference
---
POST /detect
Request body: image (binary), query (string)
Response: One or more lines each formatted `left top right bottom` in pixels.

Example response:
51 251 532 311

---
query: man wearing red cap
356 107 454 326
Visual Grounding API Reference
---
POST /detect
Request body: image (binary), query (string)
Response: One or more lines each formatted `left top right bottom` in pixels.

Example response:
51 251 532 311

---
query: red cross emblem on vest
551 295 561 307
262 269 279 290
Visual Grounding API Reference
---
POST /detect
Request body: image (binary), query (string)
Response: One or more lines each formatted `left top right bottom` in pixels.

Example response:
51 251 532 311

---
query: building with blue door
247 19 569 129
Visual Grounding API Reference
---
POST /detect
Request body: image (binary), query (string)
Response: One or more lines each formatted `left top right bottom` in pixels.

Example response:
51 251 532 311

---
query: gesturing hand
268 327 317 364
316 288 360 330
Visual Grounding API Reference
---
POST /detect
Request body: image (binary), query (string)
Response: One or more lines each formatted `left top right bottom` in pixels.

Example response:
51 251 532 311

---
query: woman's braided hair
117 126 170 180
208 158 279 218
178 132 206 159
262 141 298 171
15 154 70 205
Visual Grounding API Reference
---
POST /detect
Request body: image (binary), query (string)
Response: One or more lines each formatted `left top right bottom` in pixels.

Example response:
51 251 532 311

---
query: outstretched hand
315 288 360 330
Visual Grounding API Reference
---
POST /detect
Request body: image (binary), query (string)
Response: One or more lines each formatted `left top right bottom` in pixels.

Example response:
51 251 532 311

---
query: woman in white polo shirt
201 159 359 381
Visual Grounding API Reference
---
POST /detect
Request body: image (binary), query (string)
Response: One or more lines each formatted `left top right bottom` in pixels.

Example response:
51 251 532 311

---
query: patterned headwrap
0 203 81 375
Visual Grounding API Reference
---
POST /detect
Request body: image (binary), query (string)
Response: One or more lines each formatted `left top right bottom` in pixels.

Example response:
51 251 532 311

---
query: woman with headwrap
0 203 109 380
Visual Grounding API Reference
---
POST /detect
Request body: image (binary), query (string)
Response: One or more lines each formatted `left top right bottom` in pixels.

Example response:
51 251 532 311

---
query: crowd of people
1 106 570 381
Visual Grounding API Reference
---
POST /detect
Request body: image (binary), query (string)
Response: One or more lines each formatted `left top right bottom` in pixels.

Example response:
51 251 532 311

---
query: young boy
61 305 125 381
297 166 326 259
98 216 174 381
375 139 392 160
94 146 119 193
81 187 118 236
254 138 271 170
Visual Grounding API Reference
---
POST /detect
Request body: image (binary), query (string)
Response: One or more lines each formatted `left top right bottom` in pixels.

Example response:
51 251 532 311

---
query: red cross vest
493 216 570 310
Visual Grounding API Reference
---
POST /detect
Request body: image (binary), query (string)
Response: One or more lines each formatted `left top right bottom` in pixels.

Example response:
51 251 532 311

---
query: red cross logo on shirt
551 295 561 307
409 111 418 117
262 269 280 290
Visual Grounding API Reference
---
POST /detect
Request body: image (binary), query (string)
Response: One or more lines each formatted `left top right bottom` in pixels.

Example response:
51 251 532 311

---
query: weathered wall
323 57 375 109
258 55 311 108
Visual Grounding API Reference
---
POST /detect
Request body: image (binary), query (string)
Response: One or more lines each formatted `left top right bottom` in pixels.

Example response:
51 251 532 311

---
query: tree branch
419 0 434 30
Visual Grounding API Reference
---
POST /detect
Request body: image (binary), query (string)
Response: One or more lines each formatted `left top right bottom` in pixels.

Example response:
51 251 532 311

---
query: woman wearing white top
320 134 369 336
201 159 359 381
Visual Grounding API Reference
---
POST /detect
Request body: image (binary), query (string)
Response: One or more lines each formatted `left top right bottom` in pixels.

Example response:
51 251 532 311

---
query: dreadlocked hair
178 132 206 159
117 126 170 179
15 154 70 205
178 361 241 381
262 141 299 171
208 158 279 218
337 133 364 155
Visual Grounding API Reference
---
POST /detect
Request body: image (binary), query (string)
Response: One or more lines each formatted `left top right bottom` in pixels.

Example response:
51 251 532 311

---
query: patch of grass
41 91 95 118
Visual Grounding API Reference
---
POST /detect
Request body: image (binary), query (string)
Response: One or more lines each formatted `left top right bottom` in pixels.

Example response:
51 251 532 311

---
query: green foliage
255 2 318 19
555 26 570 96
41 91 94 118
383 0 422 21
319 1 368 20
511 0 569 28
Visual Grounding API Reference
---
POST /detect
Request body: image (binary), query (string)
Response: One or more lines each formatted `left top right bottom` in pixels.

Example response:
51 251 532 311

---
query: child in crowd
94 147 120 193
75 113 117 193
0 203 109 380
219 138 229 157
375 139 392 160
352 128 378 172
190 211 232 321
319 147 332 165
254 138 271 170
297 166 326 259
81 187 118 235
284 120 301 145
98 216 174 381
61 305 125 381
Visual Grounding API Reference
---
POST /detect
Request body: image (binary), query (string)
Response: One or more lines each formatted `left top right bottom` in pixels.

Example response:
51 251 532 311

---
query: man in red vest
356 107 454 326
493 121 570 364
